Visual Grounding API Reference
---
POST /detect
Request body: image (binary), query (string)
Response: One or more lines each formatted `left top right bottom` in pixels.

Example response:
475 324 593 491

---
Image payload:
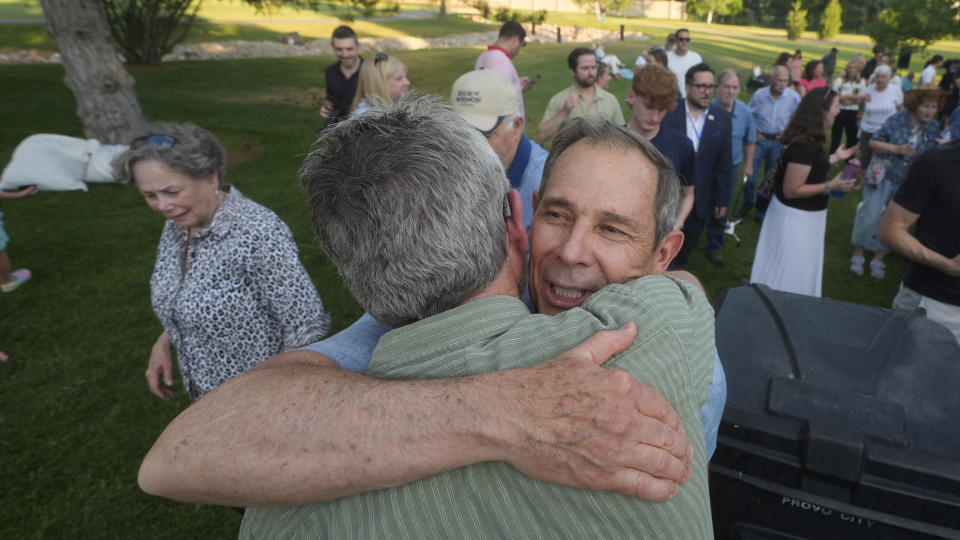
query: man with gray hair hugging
239 96 715 538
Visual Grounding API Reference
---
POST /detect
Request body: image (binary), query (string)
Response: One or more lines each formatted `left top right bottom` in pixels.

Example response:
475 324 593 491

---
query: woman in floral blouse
113 123 331 401
849 84 946 279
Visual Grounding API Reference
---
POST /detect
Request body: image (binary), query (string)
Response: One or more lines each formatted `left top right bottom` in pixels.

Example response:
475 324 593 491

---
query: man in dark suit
663 62 734 268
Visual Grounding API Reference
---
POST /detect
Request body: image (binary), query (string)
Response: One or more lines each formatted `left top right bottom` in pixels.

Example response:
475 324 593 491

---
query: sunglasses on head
374 52 389 65
131 134 178 149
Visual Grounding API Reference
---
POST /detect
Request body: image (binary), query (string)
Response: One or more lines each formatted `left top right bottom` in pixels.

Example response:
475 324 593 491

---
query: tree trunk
439 0 446 20
707 9 714 24
40 0 149 144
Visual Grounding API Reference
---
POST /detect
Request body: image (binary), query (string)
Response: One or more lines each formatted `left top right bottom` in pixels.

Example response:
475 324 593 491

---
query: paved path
0 7 466 24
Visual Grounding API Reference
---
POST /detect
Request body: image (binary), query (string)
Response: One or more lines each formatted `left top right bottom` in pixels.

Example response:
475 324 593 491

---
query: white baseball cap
451 69 519 133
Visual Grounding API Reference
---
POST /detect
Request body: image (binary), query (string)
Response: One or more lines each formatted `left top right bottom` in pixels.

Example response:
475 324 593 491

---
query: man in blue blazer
663 62 734 268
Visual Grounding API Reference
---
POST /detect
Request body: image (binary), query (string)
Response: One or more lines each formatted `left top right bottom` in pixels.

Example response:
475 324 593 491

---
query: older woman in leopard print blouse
114 123 331 401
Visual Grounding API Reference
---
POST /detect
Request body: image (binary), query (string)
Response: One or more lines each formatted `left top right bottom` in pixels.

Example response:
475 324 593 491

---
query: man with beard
538 47 624 142
663 62 734 268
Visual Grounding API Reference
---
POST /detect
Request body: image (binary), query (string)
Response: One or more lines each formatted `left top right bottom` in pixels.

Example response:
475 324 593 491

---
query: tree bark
40 0 149 144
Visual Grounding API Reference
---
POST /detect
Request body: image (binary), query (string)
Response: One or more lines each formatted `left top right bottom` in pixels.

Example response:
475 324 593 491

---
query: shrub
785 0 807 41
526 9 547 24
102 0 200 65
493 6 516 22
818 0 842 40
467 0 491 19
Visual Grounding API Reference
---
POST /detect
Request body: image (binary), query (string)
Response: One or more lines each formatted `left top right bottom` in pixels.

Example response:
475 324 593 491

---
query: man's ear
510 115 525 143
531 189 539 213
506 190 528 255
627 89 635 106
652 229 684 274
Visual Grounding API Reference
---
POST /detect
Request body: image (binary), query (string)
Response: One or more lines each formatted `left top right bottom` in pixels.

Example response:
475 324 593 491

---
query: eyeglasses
690 83 717 91
131 134 178 149
822 88 838 107
676 37 690 42
374 52 388 65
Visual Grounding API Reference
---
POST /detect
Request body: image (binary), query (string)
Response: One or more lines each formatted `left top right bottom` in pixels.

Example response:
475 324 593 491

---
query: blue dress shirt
713 98 758 166
748 86 801 136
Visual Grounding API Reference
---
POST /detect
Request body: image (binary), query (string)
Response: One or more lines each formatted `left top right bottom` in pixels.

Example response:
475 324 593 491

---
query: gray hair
539 119 682 247
718 68 740 85
502 112 521 132
112 122 226 185
769 65 789 80
301 94 509 328
873 64 892 78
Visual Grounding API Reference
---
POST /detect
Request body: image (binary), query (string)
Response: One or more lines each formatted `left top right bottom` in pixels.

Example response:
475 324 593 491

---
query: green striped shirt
241 275 715 539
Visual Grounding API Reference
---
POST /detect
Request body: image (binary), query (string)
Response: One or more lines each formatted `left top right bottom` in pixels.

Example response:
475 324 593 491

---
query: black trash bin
712 285 960 540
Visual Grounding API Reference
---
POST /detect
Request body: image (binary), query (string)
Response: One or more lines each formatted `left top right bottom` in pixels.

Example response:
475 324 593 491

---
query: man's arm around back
138 328 693 508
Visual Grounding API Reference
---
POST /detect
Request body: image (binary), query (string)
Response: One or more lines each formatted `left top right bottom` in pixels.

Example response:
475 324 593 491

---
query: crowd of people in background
4 21 956 395
312 22 959 343
0 17 926 538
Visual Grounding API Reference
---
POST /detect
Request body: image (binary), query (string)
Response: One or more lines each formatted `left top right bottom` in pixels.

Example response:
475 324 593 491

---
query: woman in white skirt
751 87 857 296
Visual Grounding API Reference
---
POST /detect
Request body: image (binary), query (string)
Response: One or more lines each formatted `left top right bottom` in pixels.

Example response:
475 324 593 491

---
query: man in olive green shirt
538 47 625 142
241 98 713 538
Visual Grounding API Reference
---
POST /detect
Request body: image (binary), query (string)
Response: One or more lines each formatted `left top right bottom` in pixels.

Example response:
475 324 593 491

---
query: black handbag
756 152 785 213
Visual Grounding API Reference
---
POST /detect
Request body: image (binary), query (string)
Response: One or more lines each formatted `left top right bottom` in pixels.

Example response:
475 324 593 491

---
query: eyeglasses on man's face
690 83 717 92
676 37 691 42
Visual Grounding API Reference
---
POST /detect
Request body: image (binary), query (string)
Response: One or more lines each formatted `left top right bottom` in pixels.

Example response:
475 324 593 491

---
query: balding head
769 65 790 97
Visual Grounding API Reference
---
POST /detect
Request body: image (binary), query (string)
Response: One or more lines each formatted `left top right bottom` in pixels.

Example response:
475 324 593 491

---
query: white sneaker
850 256 865 276
1 268 30 293
870 259 886 278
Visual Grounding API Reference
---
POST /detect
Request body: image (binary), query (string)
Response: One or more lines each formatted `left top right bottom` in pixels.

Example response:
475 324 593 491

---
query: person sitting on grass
596 62 613 90
0 185 38 293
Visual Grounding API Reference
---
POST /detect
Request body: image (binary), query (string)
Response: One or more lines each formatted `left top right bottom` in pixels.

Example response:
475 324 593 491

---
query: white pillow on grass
84 143 128 183
0 134 128 191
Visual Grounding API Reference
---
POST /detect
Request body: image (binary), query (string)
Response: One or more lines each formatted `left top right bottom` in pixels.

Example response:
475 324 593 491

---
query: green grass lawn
0 13 954 538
